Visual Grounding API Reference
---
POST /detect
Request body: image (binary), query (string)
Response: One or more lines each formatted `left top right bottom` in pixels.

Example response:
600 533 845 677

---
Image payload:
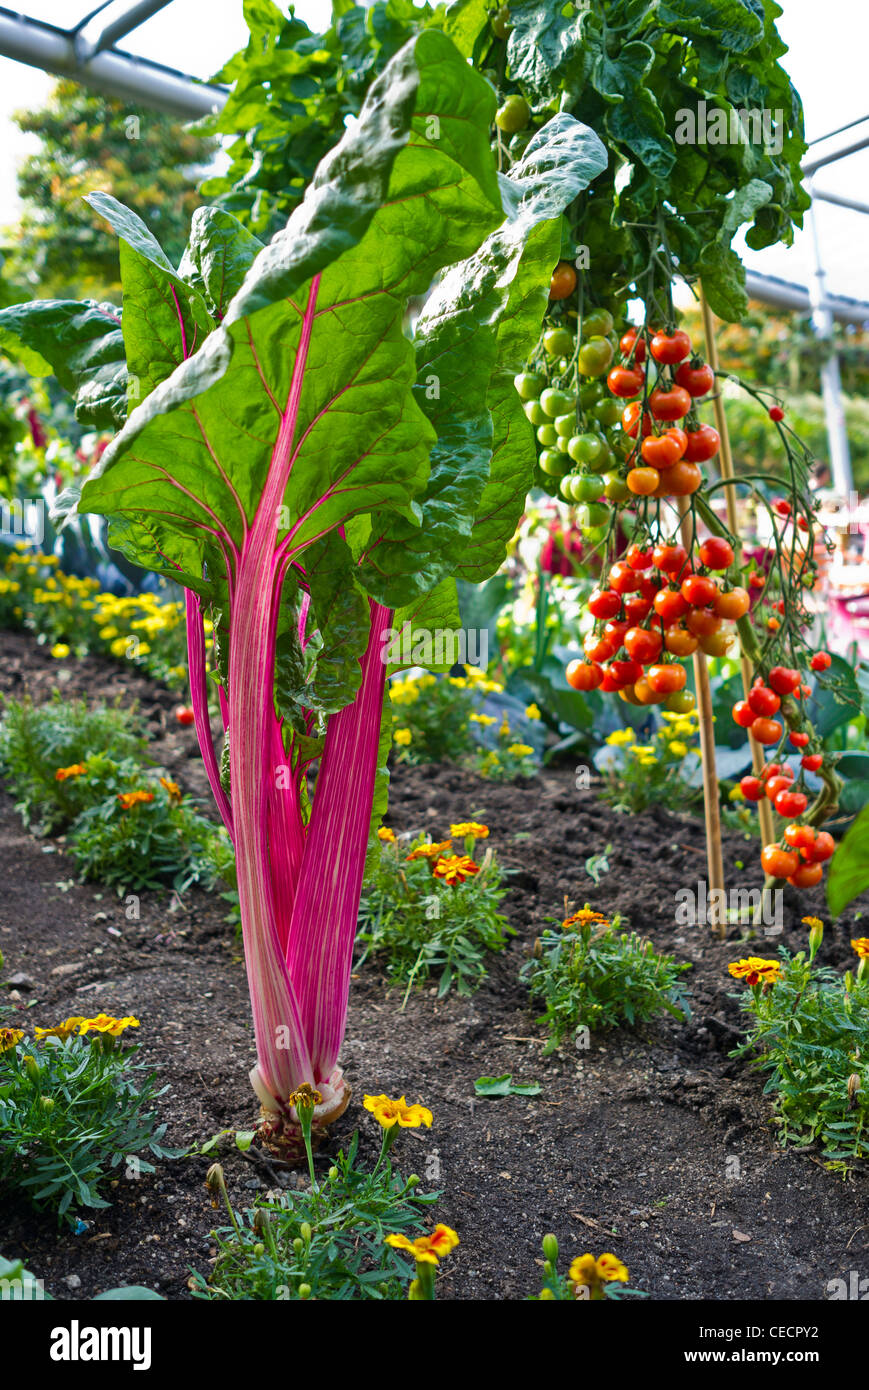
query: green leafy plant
68 778 219 894
827 804 869 917
192 1118 439 1302
0 1020 178 1225
0 694 145 833
730 937 869 1163
595 711 704 815
522 904 691 1049
356 828 513 999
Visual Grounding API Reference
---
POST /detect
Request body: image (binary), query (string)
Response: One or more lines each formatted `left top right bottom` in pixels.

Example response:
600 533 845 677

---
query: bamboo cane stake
699 285 776 854
677 497 726 938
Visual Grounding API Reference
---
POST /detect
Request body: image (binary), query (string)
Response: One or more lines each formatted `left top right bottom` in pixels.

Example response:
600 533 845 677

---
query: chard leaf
178 207 265 319
0 299 127 429
66 30 504 596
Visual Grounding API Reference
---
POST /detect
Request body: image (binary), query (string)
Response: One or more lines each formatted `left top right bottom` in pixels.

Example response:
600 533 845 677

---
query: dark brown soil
1 629 867 1302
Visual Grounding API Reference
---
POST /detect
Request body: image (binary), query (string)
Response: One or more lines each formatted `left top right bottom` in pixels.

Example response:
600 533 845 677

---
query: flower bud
253 1242 265 1257
808 919 823 957
328 1166 339 1182
253 1208 270 1237
542 1233 559 1264
292 1237 303 1254
300 1222 312 1243
40 1095 55 1112
298 1283 312 1300
23 1054 40 1083
406 1174 420 1188
539 1287 556 1300
848 1073 861 1110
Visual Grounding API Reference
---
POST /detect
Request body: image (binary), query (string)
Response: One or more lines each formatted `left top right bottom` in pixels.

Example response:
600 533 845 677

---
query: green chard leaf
0 298 127 429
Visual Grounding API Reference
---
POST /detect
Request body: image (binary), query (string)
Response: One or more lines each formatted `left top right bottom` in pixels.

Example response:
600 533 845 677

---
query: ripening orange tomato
665 625 698 657
714 587 750 620
627 466 660 495
788 861 824 888
646 663 687 694
653 459 702 497
699 630 733 658
566 659 603 691
760 844 799 878
685 608 721 638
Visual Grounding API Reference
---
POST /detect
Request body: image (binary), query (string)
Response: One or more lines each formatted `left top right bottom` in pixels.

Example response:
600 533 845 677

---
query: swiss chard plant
0 30 605 1142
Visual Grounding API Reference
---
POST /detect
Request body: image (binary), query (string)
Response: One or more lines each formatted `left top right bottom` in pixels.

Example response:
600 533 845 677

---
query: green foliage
712 387 869 491
357 831 513 997
68 781 218 895
202 0 808 322
0 1030 177 1225
387 665 543 776
0 694 145 834
594 712 705 815
3 79 217 299
522 906 691 1049
732 949 869 1163
827 806 869 918
191 1134 438 1301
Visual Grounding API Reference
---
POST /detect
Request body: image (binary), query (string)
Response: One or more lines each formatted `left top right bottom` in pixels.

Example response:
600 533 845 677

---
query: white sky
0 0 867 299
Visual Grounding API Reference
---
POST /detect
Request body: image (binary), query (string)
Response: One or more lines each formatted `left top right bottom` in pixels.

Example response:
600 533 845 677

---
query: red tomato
641 429 686 470
175 706 195 726
626 543 654 571
751 717 782 746
624 594 652 624
654 459 702 497
650 329 691 364
622 402 653 438
810 651 832 672
675 360 714 397
646 663 687 694
607 365 645 398
801 753 823 772
603 619 629 648
683 424 720 463
748 686 780 718
775 788 808 818
740 776 763 801
768 405 785 422
807 831 834 862
624 626 663 665
609 561 641 594
566 659 603 691
588 587 622 619
789 861 823 888
788 731 809 749
584 633 614 663
652 542 688 575
732 701 756 729
649 385 692 421
619 328 646 363
768 666 801 695
681 574 718 608
698 537 734 570
599 665 620 692
609 658 643 687
760 844 799 878
685 608 720 639
654 587 690 624
784 823 815 851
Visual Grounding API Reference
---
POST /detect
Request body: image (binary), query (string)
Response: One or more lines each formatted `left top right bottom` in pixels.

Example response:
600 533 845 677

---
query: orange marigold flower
569 1252 629 1294
55 763 86 782
79 1014 140 1037
364 1094 433 1130
385 1224 459 1266
117 790 155 810
728 957 783 987
563 907 609 929
851 938 869 961
432 854 480 885
159 776 182 803
34 1017 87 1040
378 827 396 843
0 1027 24 1052
406 840 453 862
450 822 489 839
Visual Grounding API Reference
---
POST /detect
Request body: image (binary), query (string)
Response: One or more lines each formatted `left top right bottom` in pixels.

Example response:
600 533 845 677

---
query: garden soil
1 630 867 1301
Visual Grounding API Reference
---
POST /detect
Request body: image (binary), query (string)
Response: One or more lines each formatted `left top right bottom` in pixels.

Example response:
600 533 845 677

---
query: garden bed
1 631 867 1301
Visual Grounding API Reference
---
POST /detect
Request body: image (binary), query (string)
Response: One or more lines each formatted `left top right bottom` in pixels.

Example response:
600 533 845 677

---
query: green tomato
559 475 577 502
582 308 614 339
578 501 610 530
577 336 614 377
514 370 544 401
556 433 572 453
554 413 575 438
491 6 513 39
523 400 547 426
587 443 614 475
536 423 558 447
539 387 576 418
572 474 603 503
594 398 622 427
603 472 631 502
567 432 604 465
583 523 608 545
495 95 530 133
579 383 601 409
543 326 574 358
539 448 571 478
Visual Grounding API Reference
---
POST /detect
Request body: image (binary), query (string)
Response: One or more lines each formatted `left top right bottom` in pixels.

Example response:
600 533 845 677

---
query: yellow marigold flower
288 1082 322 1112
499 716 511 737
378 827 396 843
417 674 437 690
508 743 533 757
389 679 420 706
0 1027 24 1052
110 636 132 657
469 712 495 726
525 703 542 720
480 680 504 694
406 840 453 861
606 729 635 747
569 1252 629 1291
668 740 689 757
394 728 412 747
364 1095 433 1130
50 643 71 659
728 957 783 986
728 784 745 801
34 1017 87 1040
802 916 823 932
80 1014 140 1037
385 1225 458 1266
55 763 86 782
159 776 182 803
99 626 119 640
448 677 468 689
450 822 489 840
433 854 480 885
851 938 869 961
117 790 155 810
563 907 609 929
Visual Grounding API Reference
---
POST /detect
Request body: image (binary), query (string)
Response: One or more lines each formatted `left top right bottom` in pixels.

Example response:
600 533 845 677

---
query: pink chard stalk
4 31 606 1140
